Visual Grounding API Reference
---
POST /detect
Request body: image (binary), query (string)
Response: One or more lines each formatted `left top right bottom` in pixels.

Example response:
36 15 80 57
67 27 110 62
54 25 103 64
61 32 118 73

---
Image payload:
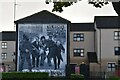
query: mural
17 24 67 76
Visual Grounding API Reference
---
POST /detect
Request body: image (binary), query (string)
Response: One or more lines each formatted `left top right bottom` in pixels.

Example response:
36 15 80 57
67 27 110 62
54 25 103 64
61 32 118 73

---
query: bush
108 76 120 80
71 74 84 79
1 72 48 79
0 72 85 80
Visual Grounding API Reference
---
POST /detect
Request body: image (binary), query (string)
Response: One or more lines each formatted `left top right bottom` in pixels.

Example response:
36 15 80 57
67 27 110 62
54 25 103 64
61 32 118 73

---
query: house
1 10 119 78
69 16 120 77
69 23 98 76
70 23 97 64
15 10 70 76
0 31 16 72
94 16 120 74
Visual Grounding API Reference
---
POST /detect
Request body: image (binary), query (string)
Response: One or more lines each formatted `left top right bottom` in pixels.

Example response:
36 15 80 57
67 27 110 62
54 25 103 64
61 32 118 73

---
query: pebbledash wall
93 16 120 73
0 10 120 75
70 23 96 64
0 31 16 72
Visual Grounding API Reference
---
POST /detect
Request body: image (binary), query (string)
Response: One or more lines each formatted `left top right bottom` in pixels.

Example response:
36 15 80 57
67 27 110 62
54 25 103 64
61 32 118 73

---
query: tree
112 2 120 16
46 0 120 16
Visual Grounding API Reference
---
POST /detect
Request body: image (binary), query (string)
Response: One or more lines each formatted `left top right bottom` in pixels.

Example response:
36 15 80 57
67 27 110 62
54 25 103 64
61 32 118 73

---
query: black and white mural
17 24 67 76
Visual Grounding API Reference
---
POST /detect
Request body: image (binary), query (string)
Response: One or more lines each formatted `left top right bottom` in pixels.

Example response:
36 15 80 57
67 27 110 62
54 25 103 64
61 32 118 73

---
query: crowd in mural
18 24 67 73
19 33 65 71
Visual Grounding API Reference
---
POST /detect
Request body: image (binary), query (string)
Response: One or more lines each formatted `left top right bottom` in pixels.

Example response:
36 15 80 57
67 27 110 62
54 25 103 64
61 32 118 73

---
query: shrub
70 74 84 79
0 72 85 80
108 76 120 80
1 72 48 79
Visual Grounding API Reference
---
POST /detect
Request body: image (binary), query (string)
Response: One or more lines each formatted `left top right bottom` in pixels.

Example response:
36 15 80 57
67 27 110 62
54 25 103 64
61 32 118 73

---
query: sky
0 0 118 32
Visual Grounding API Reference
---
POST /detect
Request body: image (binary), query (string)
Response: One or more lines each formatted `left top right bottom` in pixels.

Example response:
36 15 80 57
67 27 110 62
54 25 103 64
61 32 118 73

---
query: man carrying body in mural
31 37 40 68
19 34 32 71
39 36 47 66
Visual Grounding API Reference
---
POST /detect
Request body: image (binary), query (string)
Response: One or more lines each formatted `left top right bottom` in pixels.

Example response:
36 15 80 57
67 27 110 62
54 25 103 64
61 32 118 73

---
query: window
1 53 7 59
114 31 120 40
73 48 84 57
1 42 7 49
73 33 84 41
114 47 120 55
108 63 116 71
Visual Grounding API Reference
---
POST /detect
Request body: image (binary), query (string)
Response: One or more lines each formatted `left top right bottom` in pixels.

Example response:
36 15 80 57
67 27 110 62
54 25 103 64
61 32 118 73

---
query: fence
89 66 120 80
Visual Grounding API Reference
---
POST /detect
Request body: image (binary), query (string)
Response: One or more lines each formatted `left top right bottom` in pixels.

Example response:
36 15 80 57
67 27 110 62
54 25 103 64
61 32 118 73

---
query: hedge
0 72 85 80
71 74 84 80
1 72 48 79
108 76 120 80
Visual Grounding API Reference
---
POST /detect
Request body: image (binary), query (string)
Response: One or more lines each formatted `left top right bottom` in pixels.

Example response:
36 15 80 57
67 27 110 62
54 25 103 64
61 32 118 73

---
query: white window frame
1 42 7 49
114 31 120 40
1 53 7 59
114 47 120 55
107 62 116 72
73 48 84 57
73 33 84 41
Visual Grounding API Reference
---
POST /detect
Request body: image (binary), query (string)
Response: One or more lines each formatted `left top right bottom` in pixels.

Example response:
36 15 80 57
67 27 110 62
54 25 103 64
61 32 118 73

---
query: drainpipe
99 29 102 77
94 29 95 54
118 17 120 69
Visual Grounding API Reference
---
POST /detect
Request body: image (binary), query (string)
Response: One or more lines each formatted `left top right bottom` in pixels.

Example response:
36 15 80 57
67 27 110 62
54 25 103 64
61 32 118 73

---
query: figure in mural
47 35 57 68
31 36 40 68
47 35 65 69
55 40 65 69
39 36 47 66
19 34 32 71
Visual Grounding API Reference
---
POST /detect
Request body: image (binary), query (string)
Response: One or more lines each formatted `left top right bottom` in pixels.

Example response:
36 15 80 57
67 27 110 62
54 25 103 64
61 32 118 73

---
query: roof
15 10 70 24
0 32 2 41
95 16 120 29
0 31 16 41
70 23 95 31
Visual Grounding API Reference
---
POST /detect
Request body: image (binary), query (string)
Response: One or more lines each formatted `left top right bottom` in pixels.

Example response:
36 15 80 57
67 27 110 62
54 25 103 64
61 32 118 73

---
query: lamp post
14 0 17 30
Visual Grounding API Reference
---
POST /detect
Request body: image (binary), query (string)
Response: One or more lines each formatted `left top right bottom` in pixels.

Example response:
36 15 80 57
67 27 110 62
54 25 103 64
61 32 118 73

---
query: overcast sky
0 0 118 32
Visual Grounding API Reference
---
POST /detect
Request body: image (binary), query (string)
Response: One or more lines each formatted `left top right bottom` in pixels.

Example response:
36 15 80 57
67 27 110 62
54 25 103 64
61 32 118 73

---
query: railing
90 71 115 79
89 66 120 79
